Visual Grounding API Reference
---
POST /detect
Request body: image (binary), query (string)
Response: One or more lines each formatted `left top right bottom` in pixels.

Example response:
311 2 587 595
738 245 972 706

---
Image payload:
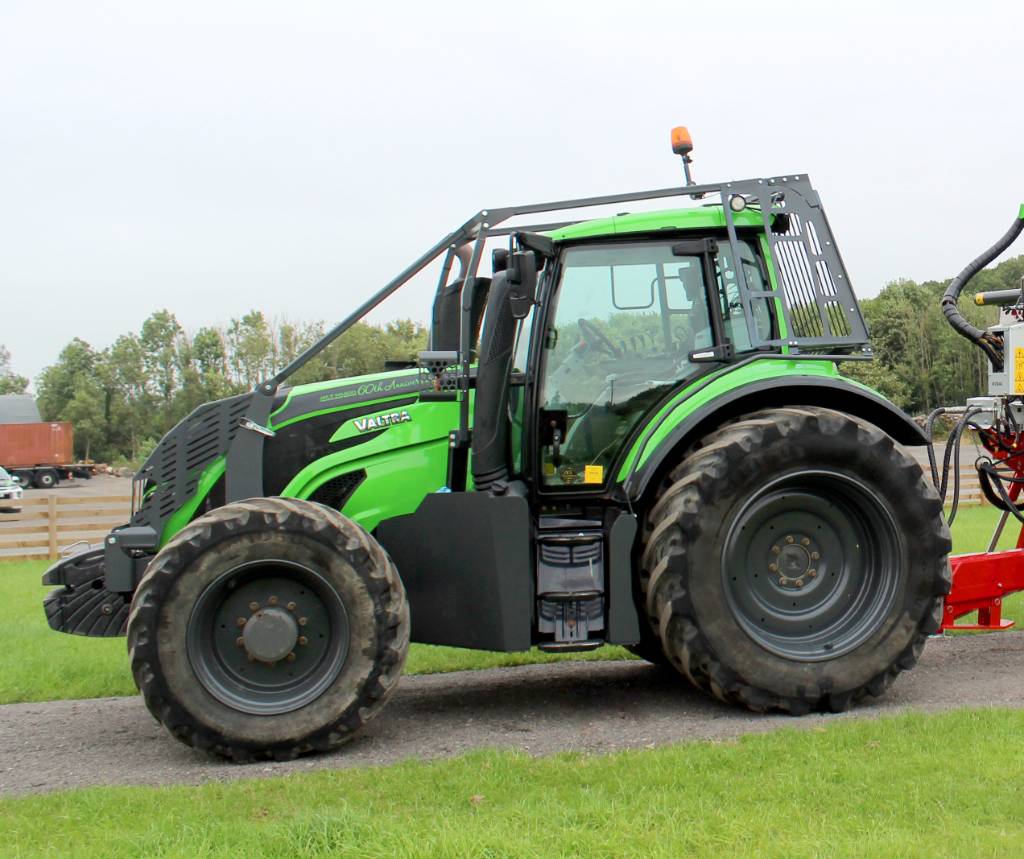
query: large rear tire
127 497 409 760
640 406 951 713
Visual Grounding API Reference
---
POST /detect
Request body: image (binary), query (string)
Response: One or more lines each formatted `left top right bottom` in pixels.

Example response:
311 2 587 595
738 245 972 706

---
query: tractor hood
132 365 455 545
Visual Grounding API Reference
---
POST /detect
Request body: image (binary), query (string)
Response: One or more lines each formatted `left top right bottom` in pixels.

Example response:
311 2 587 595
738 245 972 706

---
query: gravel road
2 632 1023 797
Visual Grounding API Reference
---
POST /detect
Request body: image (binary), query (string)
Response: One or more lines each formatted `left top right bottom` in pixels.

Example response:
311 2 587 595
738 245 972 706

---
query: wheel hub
241 607 299 663
722 471 902 662
188 562 350 715
768 534 821 589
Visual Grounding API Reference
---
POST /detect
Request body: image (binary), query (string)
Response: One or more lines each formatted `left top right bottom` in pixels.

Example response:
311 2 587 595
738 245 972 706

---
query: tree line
4 253 1023 465
843 254 1024 414
9 312 427 464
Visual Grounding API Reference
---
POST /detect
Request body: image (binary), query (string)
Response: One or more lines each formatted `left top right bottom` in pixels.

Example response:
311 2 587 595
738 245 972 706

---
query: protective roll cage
222 175 869 501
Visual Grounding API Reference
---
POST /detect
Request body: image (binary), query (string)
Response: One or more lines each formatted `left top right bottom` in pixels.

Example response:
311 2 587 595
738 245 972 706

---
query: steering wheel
578 318 623 359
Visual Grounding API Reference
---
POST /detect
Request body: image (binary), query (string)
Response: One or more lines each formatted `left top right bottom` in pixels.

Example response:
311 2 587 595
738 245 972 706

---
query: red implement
942 428 1024 632
944 550 1024 631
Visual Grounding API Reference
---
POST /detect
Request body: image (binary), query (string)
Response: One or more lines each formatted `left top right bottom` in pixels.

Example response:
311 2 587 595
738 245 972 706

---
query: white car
0 466 24 511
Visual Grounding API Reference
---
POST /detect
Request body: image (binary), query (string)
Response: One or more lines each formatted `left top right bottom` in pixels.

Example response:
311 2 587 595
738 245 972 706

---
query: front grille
308 470 366 511
132 392 253 531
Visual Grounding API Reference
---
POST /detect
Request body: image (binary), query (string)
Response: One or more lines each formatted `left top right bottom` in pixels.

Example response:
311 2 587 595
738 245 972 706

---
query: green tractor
43 129 950 760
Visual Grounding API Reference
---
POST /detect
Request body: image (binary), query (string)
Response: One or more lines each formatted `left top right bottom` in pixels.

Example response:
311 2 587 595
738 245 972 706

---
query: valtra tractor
41 129 1024 760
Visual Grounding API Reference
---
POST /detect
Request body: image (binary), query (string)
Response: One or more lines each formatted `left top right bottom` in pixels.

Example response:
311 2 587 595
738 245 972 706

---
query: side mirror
507 250 537 319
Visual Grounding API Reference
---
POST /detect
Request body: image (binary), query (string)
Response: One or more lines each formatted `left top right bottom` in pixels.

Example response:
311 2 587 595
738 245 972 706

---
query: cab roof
548 205 764 242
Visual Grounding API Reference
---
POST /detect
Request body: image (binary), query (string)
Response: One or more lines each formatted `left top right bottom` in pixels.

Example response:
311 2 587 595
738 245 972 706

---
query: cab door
533 239 719 491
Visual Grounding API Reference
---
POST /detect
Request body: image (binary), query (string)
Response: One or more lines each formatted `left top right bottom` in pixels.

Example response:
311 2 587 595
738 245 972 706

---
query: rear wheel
127 497 409 760
35 469 57 489
15 470 35 489
640 406 951 713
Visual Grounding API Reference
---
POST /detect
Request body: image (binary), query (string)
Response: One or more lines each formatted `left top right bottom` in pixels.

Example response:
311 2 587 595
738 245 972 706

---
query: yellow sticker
584 464 604 484
543 462 556 477
1016 348 1024 394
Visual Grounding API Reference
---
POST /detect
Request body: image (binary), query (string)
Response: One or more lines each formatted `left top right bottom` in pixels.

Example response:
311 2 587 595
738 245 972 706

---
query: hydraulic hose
941 207 1024 369
977 458 1024 526
924 407 946 494
924 407 980 526
945 408 981 526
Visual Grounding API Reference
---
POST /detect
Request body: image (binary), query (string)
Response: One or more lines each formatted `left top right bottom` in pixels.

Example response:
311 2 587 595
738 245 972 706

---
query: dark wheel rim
722 470 903 662
187 560 350 715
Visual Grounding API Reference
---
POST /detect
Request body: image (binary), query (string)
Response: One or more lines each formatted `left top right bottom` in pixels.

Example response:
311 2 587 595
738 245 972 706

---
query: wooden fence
0 495 131 560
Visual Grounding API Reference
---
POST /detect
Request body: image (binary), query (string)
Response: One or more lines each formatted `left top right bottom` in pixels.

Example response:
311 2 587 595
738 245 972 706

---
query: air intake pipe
472 251 537 493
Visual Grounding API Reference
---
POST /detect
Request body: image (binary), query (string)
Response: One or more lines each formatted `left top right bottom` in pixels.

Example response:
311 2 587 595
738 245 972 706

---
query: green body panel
161 457 227 544
616 358 845 480
282 394 459 533
548 206 762 241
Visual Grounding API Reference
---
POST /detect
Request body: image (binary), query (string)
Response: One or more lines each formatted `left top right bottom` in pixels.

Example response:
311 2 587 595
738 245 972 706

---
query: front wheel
127 497 409 760
640 406 951 713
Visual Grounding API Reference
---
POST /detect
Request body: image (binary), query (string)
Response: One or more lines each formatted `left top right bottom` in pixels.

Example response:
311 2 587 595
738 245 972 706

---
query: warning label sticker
584 464 604 484
1016 348 1024 394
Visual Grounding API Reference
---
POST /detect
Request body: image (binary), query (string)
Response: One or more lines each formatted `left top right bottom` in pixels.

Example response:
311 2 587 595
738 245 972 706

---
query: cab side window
716 239 774 350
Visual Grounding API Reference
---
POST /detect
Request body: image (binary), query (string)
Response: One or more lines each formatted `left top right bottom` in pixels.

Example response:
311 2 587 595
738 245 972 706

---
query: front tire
640 407 951 713
127 497 409 760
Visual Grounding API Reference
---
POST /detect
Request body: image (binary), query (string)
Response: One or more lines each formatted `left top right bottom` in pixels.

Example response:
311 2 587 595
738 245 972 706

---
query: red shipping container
0 422 74 467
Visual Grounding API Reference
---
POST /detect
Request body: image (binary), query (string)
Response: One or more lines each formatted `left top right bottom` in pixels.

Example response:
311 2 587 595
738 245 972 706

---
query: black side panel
376 493 532 651
226 391 274 501
606 511 640 644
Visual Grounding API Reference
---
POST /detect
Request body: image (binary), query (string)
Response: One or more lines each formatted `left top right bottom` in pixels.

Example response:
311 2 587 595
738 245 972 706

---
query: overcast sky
2 0 1022 383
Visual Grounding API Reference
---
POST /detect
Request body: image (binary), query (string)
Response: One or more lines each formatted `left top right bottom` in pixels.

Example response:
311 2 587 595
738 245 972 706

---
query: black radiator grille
132 392 253 530
308 470 366 512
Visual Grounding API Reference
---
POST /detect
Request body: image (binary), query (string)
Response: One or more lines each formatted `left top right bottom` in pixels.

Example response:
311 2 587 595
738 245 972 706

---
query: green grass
2 503 1022 706
0 560 632 705
2 708 1024 857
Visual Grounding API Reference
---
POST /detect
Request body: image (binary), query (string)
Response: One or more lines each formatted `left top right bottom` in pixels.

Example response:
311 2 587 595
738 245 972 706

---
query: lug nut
298 617 308 626
795 579 805 588
298 636 308 646
237 617 247 627
287 602 297 611
236 636 244 646
801 537 810 546
246 653 255 662
771 545 781 555
779 577 786 585
768 563 778 573
808 569 817 578
810 551 820 560
785 536 795 544
268 596 278 606
249 601 260 611
286 652 296 662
